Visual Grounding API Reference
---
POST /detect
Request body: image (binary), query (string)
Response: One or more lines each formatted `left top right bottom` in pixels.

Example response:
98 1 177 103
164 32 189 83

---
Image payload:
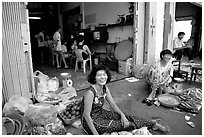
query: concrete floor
33 56 202 135
64 78 202 135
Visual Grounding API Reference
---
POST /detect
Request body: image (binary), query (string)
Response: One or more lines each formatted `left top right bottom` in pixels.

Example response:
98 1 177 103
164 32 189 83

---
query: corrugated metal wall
2 2 33 105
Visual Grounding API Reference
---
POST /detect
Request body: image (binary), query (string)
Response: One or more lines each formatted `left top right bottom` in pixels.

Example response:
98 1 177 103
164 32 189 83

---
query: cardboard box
118 58 133 76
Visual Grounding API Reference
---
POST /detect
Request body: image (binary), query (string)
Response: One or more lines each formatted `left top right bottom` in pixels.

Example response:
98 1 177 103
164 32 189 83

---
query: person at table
173 32 185 60
81 64 170 135
142 49 173 106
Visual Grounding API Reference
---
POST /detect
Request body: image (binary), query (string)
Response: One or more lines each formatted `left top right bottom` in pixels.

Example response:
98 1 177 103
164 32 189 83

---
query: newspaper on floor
125 77 139 82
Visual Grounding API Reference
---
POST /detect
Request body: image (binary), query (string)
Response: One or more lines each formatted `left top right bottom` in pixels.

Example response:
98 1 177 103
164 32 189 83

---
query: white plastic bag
3 95 33 115
47 77 59 92
58 86 77 103
34 70 50 94
132 127 152 135
25 104 59 126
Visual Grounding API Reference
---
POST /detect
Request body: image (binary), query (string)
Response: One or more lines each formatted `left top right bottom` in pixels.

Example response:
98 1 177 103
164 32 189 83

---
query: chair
172 60 189 82
74 49 92 73
189 64 202 85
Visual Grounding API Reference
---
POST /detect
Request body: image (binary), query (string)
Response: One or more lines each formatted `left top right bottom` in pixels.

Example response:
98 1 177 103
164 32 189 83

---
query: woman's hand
121 114 130 128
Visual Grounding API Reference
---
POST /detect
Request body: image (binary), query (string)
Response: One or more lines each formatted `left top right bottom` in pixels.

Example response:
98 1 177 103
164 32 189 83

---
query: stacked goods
59 100 82 124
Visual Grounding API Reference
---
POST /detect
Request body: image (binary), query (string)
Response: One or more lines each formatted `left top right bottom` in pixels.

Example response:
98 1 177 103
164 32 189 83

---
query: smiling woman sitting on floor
143 49 174 106
81 64 170 135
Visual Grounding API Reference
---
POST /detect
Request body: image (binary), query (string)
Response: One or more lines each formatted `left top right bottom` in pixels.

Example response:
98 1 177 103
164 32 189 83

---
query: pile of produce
176 88 202 114
59 99 82 124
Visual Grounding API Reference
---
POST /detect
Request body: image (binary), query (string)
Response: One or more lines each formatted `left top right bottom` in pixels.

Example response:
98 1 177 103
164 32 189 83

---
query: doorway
173 19 192 42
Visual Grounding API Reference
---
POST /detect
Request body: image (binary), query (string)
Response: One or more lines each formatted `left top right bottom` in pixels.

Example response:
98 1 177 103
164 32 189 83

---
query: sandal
147 100 154 106
142 98 148 104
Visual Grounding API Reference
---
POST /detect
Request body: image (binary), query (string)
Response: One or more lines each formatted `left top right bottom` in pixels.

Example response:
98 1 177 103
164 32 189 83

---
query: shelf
106 23 133 28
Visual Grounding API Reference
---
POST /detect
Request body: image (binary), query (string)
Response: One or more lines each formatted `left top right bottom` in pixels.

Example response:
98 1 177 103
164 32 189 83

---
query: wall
135 2 145 65
60 2 80 13
84 2 129 27
84 2 132 43
146 2 165 65
163 2 175 51
59 2 132 43
175 2 198 18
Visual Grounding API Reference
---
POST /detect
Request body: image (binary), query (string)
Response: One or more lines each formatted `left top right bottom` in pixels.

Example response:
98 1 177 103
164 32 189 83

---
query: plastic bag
47 77 59 92
71 119 82 129
3 95 33 115
34 70 49 94
24 104 59 126
58 86 77 103
132 127 152 135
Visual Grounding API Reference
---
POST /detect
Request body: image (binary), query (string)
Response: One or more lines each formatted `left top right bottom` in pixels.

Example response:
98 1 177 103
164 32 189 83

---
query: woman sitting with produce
81 64 170 135
142 49 174 106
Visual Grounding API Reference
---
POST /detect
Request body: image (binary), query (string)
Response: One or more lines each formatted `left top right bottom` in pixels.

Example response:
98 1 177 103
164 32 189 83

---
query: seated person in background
173 32 185 60
69 39 78 68
61 39 68 53
71 39 78 53
82 64 170 135
142 49 173 106
76 35 92 60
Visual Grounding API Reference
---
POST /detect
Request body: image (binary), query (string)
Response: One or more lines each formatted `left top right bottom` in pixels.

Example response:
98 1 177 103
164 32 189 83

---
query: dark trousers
184 48 193 61
173 49 183 60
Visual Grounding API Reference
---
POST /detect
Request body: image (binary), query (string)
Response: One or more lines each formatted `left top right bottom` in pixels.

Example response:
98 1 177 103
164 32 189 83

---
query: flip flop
56 66 61 69
147 100 154 106
142 98 148 104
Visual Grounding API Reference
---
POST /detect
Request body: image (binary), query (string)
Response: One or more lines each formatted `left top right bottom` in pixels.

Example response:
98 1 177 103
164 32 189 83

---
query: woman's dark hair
160 49 173 59
178 32 185 36
87 64 112 84
77 35 85 43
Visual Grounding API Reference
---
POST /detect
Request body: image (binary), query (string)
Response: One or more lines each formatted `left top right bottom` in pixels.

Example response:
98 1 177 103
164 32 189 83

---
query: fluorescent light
29 17 41 20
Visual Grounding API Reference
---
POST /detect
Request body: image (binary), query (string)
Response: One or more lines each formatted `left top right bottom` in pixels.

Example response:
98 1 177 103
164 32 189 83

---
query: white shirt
173 37 185 51
53 31 62 51
35 32 45 47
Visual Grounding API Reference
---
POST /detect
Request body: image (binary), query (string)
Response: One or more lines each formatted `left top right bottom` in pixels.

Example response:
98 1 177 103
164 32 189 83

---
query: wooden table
189 64 202 85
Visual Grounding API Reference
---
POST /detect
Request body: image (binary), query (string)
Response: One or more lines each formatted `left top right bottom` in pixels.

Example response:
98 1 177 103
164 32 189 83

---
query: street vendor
81 64 170 135
142 49 173 106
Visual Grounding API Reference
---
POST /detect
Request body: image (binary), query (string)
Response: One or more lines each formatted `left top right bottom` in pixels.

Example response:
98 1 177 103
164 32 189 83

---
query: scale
61 73 73 88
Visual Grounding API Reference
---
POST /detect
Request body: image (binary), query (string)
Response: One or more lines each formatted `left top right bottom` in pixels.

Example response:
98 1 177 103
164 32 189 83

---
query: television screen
93 31 100 40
